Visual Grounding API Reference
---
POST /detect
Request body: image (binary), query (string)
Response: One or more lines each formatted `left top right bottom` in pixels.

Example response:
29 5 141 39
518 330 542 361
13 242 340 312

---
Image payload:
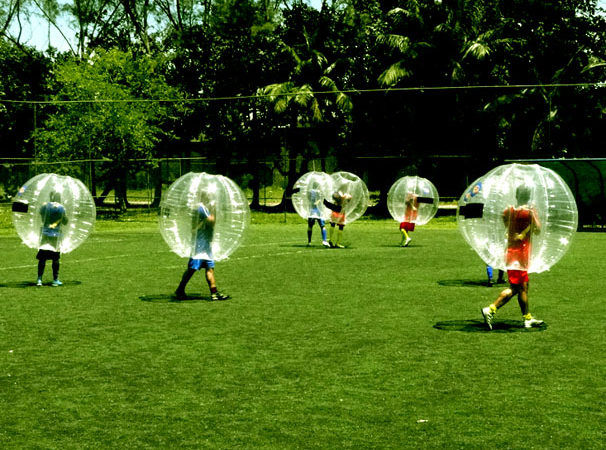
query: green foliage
36 49 184 162
0 221 604 447
0 41 52 158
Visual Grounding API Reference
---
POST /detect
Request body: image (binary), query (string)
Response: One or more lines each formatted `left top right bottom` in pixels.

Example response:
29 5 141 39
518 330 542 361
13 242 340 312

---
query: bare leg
516 281 530 316
493 284 521 310
205 268 217 291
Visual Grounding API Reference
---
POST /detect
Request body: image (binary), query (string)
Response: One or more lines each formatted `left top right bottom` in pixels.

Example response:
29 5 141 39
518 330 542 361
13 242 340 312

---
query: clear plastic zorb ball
387 176 439 225
326 171 369 225
457 163 578 273
291 171 334 221
159 172 250 261
11 173 96 253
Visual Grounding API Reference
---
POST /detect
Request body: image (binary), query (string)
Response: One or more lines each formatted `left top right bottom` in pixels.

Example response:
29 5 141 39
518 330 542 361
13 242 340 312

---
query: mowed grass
0 214 604 449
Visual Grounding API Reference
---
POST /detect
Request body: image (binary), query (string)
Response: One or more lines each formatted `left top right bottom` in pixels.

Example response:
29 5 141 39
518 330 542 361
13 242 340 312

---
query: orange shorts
331 211 346 225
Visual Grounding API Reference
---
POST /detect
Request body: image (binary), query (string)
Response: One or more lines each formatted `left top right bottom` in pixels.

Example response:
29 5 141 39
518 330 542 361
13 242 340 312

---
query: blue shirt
40 202 67 238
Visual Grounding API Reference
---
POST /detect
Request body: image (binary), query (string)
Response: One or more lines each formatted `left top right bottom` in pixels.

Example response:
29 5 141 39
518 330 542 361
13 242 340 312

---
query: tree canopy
1 0 605 207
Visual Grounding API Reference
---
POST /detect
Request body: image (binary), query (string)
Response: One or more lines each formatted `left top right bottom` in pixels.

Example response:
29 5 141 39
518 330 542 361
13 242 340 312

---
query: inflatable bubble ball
387 176 439 225
159 172 250 262
326 171 369 225
457 163 578 273
292 171 334 221
11 173 96 253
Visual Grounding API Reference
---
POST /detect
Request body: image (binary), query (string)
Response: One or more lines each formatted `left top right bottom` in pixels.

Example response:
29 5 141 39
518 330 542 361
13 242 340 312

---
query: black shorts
36 249 61 261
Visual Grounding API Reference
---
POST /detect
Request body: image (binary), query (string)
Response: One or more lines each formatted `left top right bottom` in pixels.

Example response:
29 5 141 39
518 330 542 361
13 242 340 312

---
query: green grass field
1 210 604 448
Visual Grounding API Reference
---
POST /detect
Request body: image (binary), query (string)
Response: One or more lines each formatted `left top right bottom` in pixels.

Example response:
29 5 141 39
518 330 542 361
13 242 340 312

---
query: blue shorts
188 258 215 270
308 217 325 227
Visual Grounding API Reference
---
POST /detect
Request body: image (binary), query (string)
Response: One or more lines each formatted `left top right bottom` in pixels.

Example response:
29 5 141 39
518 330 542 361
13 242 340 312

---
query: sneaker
51 280 63 287
36 279 43 287
174 290 187 300
524 317 544 328
403 237 412 247
211 292 230 301
322 241 330 247
481 307 494 330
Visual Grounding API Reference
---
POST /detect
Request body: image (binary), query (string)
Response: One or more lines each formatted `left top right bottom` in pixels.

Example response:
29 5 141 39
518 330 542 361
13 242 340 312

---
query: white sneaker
403 237 412 247
36 279 42 287
481 307 494 330
524 317 544 328
322 241 330 247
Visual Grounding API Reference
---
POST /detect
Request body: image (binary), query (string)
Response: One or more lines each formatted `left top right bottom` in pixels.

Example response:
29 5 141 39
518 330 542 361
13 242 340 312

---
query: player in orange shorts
325 190 351 248
481 185 544 330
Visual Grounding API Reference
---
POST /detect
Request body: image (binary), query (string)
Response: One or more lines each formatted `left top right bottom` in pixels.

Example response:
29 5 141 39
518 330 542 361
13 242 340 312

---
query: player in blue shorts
307 184 329 247
174 200 230 301
37 191 68 286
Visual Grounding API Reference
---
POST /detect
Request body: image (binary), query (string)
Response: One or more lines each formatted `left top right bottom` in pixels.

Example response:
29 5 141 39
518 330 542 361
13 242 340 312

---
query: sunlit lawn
1 212 604 448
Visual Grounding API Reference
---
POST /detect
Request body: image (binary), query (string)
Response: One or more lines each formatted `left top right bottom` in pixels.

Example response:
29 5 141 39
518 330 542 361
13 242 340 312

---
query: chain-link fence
2 156 604 229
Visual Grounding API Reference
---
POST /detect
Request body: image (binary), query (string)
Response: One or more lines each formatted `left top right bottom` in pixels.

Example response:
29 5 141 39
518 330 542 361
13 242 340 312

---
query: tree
257 2 355 207
35 48 186 210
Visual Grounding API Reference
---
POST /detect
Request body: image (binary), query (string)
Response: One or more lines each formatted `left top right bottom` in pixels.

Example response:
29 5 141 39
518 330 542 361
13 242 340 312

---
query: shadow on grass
437 279 503 288
433 319 547 333
140 293 211 303
286 243 353 250
0 280 82 288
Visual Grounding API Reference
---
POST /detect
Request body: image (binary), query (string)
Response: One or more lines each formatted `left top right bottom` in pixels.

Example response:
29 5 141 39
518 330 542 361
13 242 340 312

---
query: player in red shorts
399 192 418 247
481 185 544 330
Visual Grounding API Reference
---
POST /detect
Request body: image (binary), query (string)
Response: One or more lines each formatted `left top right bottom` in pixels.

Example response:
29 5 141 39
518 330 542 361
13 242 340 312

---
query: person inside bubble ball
37 190 68 286
174 196 230 301
481 185 543 330
325 187 352 248
399 192 418 247
307 182 330 247
464 182 505 285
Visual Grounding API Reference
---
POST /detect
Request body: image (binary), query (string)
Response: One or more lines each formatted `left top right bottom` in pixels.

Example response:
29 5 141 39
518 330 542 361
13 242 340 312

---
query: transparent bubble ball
457 163 578 273
159 172 250 261
387 176 439 225
292 171 334 221
328 171 369 224
11 173 96 253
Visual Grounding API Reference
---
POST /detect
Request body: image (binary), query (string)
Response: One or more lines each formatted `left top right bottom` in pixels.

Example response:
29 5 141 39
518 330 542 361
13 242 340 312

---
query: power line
1 82 604 105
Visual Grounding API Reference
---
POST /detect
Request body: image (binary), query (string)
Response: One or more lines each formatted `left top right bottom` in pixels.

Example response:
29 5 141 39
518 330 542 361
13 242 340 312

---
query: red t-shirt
503 206 540 270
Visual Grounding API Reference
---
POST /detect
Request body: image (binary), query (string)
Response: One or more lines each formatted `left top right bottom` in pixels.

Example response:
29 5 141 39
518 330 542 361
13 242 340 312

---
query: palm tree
257 23 354 207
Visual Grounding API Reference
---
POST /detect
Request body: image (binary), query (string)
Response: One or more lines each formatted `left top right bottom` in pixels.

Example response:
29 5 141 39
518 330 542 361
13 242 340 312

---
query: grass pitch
0 212 604 448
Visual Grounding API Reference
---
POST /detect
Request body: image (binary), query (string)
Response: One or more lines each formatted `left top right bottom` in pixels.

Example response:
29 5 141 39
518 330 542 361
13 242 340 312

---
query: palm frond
463 41 491 60
293 84 314 108
310 50 327 70
335 92 353 112
310 98 323 122
319 76 337 91
377 34 411 54
581 55 606 73
378 61 411 87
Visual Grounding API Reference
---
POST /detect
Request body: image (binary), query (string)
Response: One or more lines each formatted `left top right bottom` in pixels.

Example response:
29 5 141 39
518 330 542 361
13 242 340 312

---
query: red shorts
400 222 415 232
507 270 528 285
